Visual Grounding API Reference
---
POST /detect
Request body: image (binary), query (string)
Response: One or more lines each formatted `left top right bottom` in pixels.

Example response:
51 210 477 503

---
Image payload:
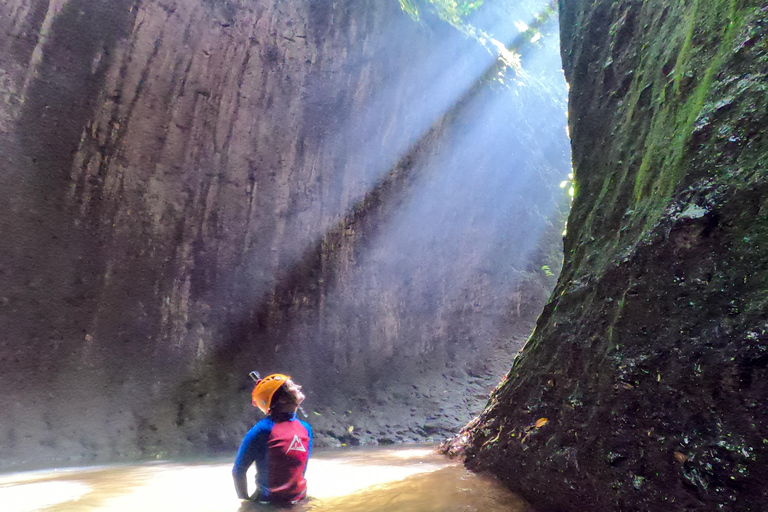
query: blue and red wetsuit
233 411 313 503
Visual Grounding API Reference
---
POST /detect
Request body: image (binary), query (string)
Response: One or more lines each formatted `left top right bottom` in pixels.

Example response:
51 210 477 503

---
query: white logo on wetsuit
287 435 306 453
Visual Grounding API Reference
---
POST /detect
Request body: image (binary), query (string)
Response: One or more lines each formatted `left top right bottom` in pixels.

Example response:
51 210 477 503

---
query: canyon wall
0 0 569 468
460 1 768 511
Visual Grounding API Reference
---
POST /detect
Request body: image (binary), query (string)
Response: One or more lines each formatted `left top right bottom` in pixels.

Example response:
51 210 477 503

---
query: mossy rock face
461 1 768 511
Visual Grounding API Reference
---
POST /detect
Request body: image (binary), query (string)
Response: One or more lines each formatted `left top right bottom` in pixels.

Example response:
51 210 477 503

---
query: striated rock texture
459 1 768 511
0 0 569 468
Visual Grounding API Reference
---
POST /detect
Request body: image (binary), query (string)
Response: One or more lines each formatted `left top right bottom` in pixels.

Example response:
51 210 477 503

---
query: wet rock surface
458 1 768 511
307 330 529 449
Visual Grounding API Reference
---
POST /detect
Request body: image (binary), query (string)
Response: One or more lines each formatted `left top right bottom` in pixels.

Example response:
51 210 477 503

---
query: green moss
569 1 761 282
629 0 746 232
672 0 700 96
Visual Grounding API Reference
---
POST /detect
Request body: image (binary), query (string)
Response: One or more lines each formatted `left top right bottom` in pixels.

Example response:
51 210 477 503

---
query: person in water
233 373 313 505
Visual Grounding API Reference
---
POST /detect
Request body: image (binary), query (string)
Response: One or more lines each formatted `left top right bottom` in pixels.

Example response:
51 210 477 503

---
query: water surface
0 446 531 512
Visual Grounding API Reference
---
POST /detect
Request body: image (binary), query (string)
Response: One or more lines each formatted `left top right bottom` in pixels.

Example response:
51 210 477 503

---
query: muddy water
0 446 531 512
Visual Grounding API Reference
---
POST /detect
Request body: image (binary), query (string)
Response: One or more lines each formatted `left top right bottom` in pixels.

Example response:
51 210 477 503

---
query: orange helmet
251 373 290 414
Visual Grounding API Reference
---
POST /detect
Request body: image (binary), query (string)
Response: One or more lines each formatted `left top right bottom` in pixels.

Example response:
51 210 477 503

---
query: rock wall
459 1 768 511
0 0 569 468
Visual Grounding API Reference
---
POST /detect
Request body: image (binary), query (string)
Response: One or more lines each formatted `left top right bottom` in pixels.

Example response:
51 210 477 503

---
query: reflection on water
0 446 530 512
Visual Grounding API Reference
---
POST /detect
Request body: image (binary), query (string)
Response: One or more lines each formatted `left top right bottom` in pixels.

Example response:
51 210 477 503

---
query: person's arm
233 467 250 500
232 425 267 499
303 421 313 475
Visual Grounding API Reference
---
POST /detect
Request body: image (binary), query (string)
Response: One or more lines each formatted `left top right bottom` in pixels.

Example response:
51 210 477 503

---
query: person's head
251 373 305 415
270 378 305 414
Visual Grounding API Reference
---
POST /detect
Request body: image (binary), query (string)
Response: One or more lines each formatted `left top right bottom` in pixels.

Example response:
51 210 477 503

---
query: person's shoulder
299 419 312 433
249 417 274 436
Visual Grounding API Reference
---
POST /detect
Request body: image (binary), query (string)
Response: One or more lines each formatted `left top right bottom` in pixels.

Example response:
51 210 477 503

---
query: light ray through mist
225 20 503 317
226 0 565 324
230 1 570 387
161 0 571 433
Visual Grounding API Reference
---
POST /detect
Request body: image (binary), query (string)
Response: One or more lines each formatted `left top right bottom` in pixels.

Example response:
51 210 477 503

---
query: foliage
559 172 575 199
399 0 519 77
399 0 484 24
397 0 559 84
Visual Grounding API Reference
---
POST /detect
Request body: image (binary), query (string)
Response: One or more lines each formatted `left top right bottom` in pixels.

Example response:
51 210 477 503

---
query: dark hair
270 384 288 407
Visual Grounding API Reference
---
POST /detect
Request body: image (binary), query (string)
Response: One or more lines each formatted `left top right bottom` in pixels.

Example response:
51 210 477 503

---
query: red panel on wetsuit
267 420 310 501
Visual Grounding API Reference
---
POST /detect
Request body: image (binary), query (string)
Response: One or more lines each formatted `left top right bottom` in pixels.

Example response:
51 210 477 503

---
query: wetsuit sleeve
232 423 269 499
302 420 313 475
